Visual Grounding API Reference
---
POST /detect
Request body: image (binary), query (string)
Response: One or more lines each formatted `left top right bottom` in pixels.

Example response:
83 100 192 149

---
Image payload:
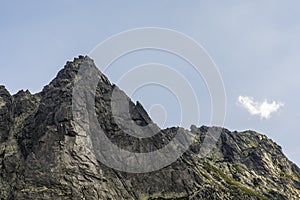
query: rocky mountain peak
0 56 299 199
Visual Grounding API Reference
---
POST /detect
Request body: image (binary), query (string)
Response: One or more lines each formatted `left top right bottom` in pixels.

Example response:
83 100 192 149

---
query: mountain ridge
0 56 299 199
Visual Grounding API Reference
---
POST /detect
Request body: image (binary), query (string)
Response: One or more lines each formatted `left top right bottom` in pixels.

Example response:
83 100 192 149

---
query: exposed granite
0 56 299 199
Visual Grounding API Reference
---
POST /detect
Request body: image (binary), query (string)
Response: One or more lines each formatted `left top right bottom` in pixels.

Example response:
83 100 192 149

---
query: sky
1 1 300 166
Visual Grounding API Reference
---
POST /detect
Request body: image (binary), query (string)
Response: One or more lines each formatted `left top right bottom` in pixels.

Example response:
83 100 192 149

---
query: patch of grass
203 162 268 200
233 165 244 174
280 172 298 181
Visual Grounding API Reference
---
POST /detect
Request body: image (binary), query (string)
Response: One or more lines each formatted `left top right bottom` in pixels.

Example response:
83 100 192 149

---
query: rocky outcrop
0 56 299 199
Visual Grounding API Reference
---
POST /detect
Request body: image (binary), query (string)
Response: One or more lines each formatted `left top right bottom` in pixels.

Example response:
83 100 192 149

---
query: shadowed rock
0 56 299 199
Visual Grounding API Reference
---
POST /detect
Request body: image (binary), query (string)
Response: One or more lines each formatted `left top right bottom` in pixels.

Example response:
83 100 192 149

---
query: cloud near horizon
238 96 284 119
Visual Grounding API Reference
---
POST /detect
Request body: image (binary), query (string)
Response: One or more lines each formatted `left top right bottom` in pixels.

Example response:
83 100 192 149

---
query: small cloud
238 96 284 119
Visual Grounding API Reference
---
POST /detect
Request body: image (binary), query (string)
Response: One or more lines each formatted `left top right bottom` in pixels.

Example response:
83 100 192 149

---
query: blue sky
1 1 300 165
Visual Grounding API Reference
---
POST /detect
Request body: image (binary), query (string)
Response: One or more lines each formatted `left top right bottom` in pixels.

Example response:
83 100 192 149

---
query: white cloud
238 96 284 119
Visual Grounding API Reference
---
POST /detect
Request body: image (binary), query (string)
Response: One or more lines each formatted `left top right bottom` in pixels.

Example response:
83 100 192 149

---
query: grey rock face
0 56 299 199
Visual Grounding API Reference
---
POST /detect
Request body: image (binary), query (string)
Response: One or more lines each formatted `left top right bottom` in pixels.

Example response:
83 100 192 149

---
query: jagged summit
0 56 300 199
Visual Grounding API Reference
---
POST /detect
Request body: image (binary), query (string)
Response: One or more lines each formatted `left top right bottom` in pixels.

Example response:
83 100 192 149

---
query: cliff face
0 56 300 200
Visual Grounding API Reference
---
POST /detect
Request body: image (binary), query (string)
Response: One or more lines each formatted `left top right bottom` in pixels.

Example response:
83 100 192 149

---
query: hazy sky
1 1 300 165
